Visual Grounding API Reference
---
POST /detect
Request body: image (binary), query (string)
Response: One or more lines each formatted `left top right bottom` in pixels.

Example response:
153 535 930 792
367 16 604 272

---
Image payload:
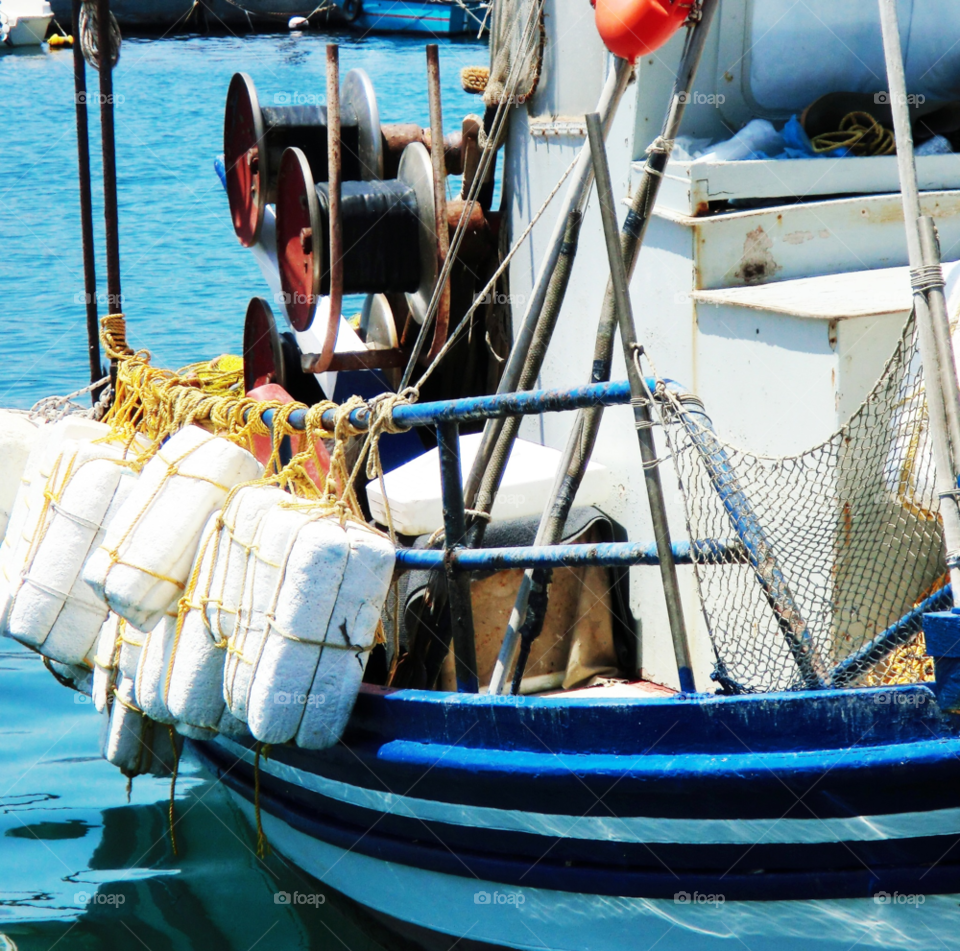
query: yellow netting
100 315 351 507
98 315 406 695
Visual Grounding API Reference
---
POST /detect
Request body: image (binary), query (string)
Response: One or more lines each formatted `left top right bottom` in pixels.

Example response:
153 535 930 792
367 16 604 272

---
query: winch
224 70 463 247
276 142 439 333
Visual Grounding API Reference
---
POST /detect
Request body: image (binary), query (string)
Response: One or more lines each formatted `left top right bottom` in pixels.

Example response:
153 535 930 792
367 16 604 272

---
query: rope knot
100 314 134 360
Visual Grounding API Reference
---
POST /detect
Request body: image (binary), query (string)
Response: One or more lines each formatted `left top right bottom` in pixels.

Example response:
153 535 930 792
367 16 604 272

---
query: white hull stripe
217 738 960 846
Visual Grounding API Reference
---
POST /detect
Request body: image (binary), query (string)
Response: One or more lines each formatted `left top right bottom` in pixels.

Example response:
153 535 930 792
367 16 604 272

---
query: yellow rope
254 742 271 858
168 725 180 857
811 111 896 157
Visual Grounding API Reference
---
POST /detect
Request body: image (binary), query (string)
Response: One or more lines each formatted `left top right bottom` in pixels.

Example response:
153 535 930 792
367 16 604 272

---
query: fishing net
664 314 946 693
484 0 544 109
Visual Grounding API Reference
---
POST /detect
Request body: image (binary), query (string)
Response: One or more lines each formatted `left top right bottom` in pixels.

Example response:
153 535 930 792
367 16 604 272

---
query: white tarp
748 0 960 112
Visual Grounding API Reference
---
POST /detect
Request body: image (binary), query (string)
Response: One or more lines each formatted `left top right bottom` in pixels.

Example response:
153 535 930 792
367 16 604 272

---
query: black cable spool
225 70 382 247
310 180 422 296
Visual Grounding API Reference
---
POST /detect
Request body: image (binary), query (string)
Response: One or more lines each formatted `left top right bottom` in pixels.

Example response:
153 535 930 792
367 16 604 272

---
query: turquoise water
0 30 485 949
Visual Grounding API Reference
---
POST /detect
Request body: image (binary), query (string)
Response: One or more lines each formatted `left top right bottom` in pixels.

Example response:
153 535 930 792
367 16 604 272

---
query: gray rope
79 1 121 71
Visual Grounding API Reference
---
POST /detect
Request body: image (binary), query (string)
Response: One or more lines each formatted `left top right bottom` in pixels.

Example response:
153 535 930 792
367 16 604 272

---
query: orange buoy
594 0 691 63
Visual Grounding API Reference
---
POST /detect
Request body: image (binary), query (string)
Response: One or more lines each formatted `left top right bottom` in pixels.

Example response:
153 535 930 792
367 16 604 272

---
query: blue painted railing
263 379 651 433
395 538 747 571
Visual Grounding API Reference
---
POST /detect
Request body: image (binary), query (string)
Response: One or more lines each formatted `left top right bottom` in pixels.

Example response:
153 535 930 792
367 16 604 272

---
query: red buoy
594 0 691 63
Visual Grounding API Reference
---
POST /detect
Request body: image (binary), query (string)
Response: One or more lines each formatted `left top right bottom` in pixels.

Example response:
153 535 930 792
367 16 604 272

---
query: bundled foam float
166 484 289 732
84 425 263 631
0 410 41 540
296 523 397 749
135 610 179 725
92 612 120 713
223 497 395 748
0 418 109 613
2 433 141 665
99 618 180 777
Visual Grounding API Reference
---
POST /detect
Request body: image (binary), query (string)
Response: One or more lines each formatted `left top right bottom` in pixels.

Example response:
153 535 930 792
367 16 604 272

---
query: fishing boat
1 0 52 45
8 0 960 949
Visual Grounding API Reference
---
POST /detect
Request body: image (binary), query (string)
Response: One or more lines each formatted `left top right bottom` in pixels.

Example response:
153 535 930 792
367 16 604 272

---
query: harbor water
0 31 484 950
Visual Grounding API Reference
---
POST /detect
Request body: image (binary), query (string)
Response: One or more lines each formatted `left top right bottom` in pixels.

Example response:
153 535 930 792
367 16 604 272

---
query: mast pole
71 0 101 397
877 0 960 597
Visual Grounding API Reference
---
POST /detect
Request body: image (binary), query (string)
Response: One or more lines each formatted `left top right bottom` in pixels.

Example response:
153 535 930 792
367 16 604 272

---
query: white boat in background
0 0 52 45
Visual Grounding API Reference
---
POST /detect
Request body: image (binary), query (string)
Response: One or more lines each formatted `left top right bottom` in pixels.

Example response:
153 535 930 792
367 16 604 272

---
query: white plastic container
2 437 140 665
365 432 611 537
0 410 41 541
83 425 263 631
166 485 288 732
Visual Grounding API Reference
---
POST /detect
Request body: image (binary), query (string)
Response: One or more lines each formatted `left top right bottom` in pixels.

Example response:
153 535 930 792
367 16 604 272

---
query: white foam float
224 498 395 747
166 485 288 732
0 418 109 619
84 425 263 631
2 436 141 665
0 410 41 540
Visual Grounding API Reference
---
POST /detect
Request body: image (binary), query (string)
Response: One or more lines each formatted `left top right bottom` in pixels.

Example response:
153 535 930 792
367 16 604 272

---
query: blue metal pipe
394 539 746 572
829 584 952 687
261 379 657 433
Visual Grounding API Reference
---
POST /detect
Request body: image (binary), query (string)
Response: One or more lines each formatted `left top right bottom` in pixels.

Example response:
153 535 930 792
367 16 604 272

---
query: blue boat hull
192 681 960 944
348 0 483 35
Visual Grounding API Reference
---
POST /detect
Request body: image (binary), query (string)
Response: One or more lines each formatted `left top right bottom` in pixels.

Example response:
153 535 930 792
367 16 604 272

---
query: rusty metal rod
71 0 101 396
437 420 479 692
425 44 451 363
317 43 344 374
96 0 121 324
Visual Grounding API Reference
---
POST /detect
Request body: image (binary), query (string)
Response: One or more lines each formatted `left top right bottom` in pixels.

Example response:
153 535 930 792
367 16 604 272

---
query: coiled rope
811 111 896 157
78 0 121 71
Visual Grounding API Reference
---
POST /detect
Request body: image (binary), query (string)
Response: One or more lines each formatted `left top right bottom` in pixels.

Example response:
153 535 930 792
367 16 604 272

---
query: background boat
329 0 487 36
1 0 52 45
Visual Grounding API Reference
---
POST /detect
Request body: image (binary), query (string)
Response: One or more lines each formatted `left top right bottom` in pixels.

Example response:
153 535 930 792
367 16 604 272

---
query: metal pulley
275 142 440 333
224 70 464 248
